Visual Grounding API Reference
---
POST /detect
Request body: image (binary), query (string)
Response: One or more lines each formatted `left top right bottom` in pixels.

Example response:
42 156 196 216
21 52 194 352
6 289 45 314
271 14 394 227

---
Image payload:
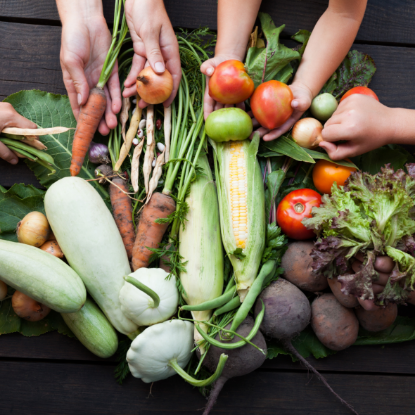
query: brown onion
40 240 64 259
0 280 7 301
136 66 173 104
17 211 50 247
12 290 51 321
292 118 323 149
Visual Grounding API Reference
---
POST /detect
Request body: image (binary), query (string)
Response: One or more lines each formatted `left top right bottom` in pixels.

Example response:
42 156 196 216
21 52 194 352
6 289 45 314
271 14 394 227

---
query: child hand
0 103 37 165
320 94 393 160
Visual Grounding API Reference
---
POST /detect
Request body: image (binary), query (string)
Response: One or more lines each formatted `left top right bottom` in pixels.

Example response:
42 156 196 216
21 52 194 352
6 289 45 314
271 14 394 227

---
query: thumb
291 96 311 112
142 30 165 74
319 141 353 161
200 60 215 76
64 62 90 106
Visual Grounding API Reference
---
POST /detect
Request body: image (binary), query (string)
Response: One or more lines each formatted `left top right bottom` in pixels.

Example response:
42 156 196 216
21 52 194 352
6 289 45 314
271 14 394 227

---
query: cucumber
62 298 118 358
45 177 138 335
0 239 86 313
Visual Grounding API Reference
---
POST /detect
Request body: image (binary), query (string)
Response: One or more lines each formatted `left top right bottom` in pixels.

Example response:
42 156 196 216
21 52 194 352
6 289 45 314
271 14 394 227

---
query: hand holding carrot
123 0 181 107
0 103 37 165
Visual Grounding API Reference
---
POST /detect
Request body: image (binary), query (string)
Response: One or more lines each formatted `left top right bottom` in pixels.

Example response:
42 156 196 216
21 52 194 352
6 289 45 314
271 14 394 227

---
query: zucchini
62 298 118 358
45 177 138 335
0 239 86 313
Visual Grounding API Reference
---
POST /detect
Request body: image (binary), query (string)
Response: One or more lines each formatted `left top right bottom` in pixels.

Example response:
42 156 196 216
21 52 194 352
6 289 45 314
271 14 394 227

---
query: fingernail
155 62 165 73
207 67 214 76
292 100 299 108
77 93 82 106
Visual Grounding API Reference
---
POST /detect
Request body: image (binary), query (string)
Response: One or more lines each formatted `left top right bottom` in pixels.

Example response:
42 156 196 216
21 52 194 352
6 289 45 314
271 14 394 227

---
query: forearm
56 0 104 24
389 108 415 145
215 0 262 59
293 0 366 97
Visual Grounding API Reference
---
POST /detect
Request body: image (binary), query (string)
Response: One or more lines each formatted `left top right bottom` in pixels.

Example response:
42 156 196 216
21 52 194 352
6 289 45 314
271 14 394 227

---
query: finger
263 111 303 141
142 28 165 74
374 256 395 274
291 97 310 112
321 124 349 142
0 142 18 164
355 252 365 263
124 54 146 90
204 82 215 120
63 59 90 107
352 260 363 274
98 118 110 136
251 127 269 139
372 284 385 295
103 86 117 131
163 50 181 107
319 141 356 161
358 299 380 311
200 60 215 77
236 102 245 111
375 272 390 286
107 62 122 115
252 118 260 129
6 108 37 130
214 101 224 112
62 69 81 121
138 98 149 109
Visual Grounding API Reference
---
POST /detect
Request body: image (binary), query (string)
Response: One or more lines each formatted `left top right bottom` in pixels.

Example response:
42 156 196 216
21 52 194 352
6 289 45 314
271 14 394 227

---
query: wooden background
1 1 415 413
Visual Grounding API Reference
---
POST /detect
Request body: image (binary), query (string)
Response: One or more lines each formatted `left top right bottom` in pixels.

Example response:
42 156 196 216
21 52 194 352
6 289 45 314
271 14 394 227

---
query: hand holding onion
136 67 173 105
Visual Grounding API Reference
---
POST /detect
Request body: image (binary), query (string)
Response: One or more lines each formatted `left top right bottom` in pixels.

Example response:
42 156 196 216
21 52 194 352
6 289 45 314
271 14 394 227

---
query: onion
17 211 50 247
136 66 173 104
0 280 7 301
12 290 51 321
291 118 323 149
89 142 110 164
40 240 64 259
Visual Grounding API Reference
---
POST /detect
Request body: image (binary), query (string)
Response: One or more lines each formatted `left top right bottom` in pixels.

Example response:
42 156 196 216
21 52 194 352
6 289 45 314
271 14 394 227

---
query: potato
281 241 328 292
328 277 359 308
311 293 359 351
355 303 397 332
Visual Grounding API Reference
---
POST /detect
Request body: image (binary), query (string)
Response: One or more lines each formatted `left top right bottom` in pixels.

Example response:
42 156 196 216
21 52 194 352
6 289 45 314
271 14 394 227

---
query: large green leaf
261 135 315 163
304 148 358 168
3 90 108 199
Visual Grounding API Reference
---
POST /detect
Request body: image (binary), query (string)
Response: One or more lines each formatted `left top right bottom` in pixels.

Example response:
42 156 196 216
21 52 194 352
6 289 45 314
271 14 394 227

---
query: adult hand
320 94 393 160
123 0 181 108
0 103 37 165
60 15 121 135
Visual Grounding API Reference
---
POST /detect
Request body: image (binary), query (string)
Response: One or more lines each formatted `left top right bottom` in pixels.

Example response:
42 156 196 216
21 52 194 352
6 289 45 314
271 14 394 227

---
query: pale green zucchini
45 177 138 335
0 239 86 312
62 298 118 358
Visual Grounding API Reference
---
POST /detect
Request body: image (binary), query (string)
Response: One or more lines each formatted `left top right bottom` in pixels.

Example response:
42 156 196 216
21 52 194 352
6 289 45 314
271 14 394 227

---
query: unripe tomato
277 189 321 240
340 86 379 103
310 93 338 122
312 159 357 194
209 60 254 104
250 80 293 130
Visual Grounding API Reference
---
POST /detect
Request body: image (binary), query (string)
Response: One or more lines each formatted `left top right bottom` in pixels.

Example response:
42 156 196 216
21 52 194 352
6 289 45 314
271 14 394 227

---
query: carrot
110 176 135 260
70 87 107 176
132 192 176 271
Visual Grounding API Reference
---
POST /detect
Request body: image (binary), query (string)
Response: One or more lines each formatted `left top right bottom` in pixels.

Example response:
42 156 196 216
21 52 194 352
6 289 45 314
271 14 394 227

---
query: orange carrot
132 192 176 271
110 177 135 260
70 87 106 176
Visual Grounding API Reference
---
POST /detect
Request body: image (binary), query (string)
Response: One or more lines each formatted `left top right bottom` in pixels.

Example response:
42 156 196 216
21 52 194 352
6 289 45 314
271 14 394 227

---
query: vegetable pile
3 9 415 415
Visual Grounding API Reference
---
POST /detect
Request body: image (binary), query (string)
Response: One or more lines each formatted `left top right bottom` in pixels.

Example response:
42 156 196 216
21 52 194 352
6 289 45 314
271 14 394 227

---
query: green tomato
310 93 338 122
205 108 253 142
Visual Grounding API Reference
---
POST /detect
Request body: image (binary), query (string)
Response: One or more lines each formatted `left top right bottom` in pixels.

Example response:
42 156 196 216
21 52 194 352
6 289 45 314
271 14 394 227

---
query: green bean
213 296 241 317
224 276 236 293
0 138 54 165
181 286 237 312
34 159 56 176
5 145 37 161
229 260 276 334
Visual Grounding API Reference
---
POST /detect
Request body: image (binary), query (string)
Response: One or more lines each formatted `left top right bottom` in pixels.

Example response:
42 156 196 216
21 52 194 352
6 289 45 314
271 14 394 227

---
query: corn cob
211 134 265 301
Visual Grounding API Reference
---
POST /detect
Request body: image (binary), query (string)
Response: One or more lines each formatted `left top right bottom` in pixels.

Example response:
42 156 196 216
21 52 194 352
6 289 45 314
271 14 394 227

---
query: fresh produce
0 280 7 301
312 159 357 194
17 211 50 247
250 80 293 130
179 154 224 347
70 0 128 176
355 303 398 332
340 86 379 102
281 242 328 291
127 320 227 385
205 108 252 142
311 294 359 351
208 60 254 104
12 290 51 321
277 189 321 240
44 177 138 335
0 239 85 313
62 297 119 358
303 164 415 304
211 134 265 301
136 66 174 104
327 277 359 308
310 93 338 121
40 240 64 259
109 176 135 260
119 268 178 326
88 142 110 164
291 118 323 149
200 316 266 415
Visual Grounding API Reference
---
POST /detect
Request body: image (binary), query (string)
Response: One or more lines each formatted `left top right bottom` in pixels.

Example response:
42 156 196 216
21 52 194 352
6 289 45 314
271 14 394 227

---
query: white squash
44 177 138 335
119 268 179 326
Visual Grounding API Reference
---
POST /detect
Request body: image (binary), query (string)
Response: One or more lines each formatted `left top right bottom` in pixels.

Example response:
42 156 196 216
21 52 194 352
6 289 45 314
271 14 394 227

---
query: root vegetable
311 293 359 351
136 67 173 105
17 211 50 247
281 242 328 292
0 280 7 301
355 303 398 332
12 290 51 321
328 277 359 308
291 118 323 149
40 240 64 259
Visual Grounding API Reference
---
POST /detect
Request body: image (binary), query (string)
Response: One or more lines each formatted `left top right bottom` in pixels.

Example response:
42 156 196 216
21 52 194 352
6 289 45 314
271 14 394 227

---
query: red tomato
312 159 356 194
277 189 321 240
250 80 293 130
340 86 379 103
209 60 254 104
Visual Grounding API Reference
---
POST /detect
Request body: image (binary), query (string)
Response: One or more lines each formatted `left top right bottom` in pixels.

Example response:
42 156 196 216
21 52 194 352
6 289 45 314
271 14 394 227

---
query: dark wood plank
1 360 414 414
0 158 41 188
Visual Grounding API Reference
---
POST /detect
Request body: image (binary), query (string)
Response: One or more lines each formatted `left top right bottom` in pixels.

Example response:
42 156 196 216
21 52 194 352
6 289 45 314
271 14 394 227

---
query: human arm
262 0 367 140
200 0 262 119
123 0 181 108
56 0 121 135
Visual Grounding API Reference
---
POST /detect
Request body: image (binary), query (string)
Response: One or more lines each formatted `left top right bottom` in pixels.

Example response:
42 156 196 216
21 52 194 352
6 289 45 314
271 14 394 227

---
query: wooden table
2 1 415 413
